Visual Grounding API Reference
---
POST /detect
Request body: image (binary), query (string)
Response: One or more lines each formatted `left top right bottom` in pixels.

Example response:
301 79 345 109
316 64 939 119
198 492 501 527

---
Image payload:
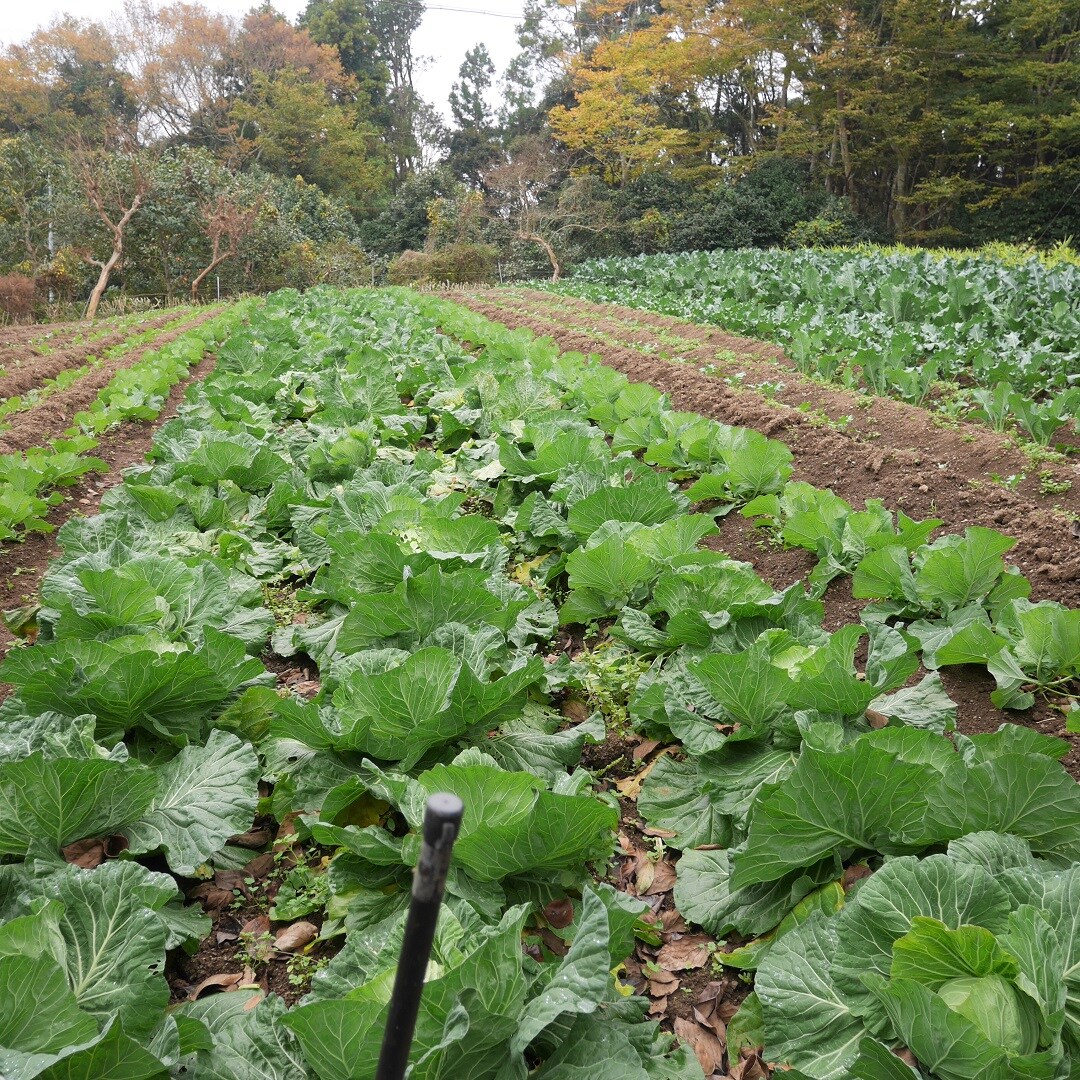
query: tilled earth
1 292 1077 1078
441 288 1080 1076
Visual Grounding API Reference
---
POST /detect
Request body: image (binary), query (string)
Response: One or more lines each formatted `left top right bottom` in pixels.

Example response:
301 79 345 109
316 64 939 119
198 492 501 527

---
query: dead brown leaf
842 863 873 890
657 934 712 971
674 1017 726 1077
543 898 575 929
638 857 677 897
660 908 689 934
560 696 591 724
229 827 272 849
242 853 276 880
614 746 677 799
189 884 235 910
633 738 661 761
62 838 106 869
649 995 668 1015
693 982 729 1037
241 914 271 937
646 968 680 997
188 972 244 1000
865 708 889 729
274 921 318 953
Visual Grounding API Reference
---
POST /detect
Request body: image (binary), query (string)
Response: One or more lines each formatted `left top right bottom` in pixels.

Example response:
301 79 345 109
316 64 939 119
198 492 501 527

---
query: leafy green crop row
0 309 209 431
0 303 255 542
0 285 1077 1079
551 248 1080 441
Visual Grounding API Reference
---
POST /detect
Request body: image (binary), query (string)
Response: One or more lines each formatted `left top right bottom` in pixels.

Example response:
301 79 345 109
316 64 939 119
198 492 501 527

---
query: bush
785 197 875 248
387 243 497 285
0 274 36 322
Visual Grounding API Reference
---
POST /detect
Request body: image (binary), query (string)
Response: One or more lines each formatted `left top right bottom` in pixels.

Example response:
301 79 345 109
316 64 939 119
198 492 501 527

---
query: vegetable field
552 249 1080 447
0 284 1078 1080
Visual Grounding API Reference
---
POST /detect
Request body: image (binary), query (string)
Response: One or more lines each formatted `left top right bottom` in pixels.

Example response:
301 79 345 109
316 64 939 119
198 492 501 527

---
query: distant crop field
1 285 1078 1078
553 247 1080 446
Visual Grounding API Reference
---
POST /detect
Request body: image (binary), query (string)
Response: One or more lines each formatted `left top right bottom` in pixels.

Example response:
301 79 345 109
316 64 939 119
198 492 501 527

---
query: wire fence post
374 793 464 1080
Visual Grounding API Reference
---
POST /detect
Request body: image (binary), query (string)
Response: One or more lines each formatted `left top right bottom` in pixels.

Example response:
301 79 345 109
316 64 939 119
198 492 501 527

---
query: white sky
0 0 525 118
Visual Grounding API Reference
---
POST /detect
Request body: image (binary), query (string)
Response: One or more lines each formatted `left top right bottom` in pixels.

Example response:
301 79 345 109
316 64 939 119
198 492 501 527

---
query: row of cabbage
550 248 1080 441
0 303 256 541
0 285 1077 1079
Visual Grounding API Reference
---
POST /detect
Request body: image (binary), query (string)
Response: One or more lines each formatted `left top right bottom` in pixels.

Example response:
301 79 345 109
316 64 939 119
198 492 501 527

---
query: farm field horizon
0 269 1077 1078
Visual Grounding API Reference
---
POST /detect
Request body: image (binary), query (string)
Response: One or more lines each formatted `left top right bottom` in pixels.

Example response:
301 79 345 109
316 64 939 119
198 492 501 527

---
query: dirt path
0 310 218 456
0 351 219 660
0 308 199 400
446 289 1080 774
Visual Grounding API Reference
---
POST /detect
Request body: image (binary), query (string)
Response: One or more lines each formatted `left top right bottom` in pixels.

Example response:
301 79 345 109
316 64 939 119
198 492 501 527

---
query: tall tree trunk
836 89 855 201
522 232 561 281
85 194 141 321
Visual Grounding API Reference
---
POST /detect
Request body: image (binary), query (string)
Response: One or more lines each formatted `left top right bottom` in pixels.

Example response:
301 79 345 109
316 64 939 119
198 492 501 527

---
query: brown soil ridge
0 350 219 662
0 310 219 457
452 291 1080 612
0 308 203 402
476 287 1080 510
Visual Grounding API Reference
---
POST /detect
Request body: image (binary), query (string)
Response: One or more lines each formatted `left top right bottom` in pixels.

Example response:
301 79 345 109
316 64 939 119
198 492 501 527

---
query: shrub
785 198 869 248
387 243 497 285
0 274 36 322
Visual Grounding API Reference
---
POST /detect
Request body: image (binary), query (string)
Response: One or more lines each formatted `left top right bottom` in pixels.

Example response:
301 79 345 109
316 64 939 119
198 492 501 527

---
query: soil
0 348 219 661
0 309 217 456
0 308 196 398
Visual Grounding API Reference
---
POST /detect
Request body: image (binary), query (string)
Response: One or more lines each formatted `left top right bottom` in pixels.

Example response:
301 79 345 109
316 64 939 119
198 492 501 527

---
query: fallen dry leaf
865 708 890 729
638 857 677 897
657 934 712 971
559 696 592 724
642 825 678 839
274 921 318 953
543 898 575 929
633 738 661 761
614 746 678 799
188 972 244 1000
646 968 680 997
242 852 276 880
189 884 234 910
241 914 271 937
842 863 873 890
674 1017 726 1077
649 995 668 1015
693 981 729 1037
62 838 106 869
229 827 272 849
660 908 689 934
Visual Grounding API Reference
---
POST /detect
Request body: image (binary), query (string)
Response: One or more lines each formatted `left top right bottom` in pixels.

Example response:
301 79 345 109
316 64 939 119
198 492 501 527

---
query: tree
485 135 612 279
0 17 137 141
70 131 150 319
118 0 234 145
190 188 263 301
447 44 501 188
299 0 388 111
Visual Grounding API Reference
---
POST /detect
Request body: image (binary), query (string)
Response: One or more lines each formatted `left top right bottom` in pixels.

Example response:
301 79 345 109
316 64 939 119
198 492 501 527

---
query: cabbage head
937 974 1041 1055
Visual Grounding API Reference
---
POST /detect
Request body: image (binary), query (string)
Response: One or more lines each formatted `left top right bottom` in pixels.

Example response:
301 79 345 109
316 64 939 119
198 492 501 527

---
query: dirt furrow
444 290 1080 776
0 350 220 660
0 310 218 456
476 288 1080 511
456 292 1080 610
0 308 198 400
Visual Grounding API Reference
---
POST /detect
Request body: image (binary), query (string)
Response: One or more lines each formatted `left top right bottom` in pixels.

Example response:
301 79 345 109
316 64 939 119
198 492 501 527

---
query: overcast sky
0 0 525 118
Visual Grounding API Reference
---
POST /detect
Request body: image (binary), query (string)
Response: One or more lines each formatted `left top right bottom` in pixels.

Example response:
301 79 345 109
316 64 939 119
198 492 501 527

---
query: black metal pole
374 792 464 1080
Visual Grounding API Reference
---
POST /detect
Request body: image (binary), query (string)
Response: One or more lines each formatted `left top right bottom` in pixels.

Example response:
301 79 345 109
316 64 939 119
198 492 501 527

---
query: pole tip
423 792 464 843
